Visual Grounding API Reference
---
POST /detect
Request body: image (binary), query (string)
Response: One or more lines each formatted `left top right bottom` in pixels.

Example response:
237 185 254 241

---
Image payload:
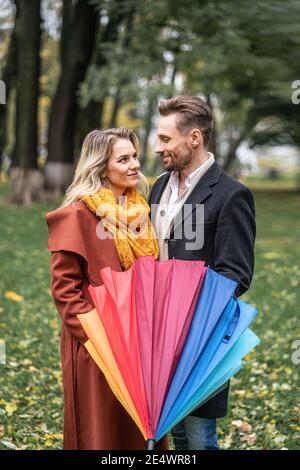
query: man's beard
161 147 192 172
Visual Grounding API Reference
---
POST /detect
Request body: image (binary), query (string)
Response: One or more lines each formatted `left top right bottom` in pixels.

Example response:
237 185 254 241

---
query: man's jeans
171 416 219 450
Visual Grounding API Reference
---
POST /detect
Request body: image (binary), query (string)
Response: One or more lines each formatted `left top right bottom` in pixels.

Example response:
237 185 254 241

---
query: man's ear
191 128 202 147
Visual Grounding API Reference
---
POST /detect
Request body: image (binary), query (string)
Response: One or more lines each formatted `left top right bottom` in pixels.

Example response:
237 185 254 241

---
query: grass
242 174 300 192
218 191 300 449
0 182 299 450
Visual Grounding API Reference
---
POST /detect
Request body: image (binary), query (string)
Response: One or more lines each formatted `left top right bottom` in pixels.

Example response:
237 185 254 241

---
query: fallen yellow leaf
5 291 24 302
44 433 63 440
261 252 281 259
5 402 18 416
50 318 58 330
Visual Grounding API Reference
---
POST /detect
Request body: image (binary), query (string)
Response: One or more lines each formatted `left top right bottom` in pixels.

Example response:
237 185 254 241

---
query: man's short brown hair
158 95 213 147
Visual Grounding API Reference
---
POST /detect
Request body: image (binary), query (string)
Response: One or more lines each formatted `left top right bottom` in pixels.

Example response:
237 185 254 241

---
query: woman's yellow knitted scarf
82 187 159 270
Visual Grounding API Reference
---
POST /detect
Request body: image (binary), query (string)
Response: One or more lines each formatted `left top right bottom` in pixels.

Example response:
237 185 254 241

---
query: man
149 95 256 450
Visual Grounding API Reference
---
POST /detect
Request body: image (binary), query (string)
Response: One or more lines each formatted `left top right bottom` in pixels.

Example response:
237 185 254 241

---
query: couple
46 95 256 450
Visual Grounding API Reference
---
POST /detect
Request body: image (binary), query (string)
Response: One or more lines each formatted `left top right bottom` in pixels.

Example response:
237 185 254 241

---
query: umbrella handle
146 439 156 450
222 301 240 343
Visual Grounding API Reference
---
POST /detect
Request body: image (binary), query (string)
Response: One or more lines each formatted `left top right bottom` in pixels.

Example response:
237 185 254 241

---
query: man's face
155 113 193 171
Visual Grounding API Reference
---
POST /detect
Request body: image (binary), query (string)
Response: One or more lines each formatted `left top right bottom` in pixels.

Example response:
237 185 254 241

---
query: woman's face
102 139 141 198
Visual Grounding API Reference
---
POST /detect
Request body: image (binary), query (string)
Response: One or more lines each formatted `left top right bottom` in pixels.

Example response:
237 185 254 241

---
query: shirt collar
169 152 215 191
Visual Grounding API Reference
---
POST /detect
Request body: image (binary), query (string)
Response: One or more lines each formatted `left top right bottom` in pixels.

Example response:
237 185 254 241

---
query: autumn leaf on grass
50 318 58 330
240 434 257 445
261 252 282 259
44 433 63 440
5 291 24 302
220 436 232 450
231 420 252 433
5 402 18 416
290 425 300 431
0 441 17 450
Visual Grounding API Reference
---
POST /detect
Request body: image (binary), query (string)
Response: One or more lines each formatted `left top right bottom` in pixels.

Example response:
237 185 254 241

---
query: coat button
160 209 166 216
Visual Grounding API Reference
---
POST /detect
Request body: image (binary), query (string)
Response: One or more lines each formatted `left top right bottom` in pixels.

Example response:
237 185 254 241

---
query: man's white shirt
154 152 215 260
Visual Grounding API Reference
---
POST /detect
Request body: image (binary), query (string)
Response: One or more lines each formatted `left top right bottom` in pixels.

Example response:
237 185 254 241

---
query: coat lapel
150 162 222 237
149 172 171 221
172 161 222 234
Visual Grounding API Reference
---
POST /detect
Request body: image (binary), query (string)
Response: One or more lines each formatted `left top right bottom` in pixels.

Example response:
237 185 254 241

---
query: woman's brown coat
46 201 168 450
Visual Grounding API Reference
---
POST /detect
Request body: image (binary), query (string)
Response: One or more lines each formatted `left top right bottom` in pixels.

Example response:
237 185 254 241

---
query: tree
83 0 175 172
0 0 17 171
179 0 300 173
45 0 98 193
75 1 127 156
9 0 44 203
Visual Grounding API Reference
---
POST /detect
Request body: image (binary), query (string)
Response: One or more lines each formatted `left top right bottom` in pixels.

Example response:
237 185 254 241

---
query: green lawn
0 183 299 450
243 174 299 192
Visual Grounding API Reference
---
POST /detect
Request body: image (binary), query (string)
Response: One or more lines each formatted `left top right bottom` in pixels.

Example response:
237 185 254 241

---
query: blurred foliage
0 0 299 175
85 0 300 168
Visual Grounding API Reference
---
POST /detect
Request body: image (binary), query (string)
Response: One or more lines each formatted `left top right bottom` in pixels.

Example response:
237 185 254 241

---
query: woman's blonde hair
60 128 149 208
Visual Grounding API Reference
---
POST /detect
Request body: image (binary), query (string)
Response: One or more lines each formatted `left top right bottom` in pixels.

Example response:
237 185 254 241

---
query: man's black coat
149 161 256 418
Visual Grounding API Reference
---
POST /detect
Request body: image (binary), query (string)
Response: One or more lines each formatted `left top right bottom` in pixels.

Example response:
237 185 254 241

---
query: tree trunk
9 0 45 204
8 166 47 204
108 4 135 128
0 3 18 169
222 105 258 174
109 89 121 128
74 5 123 156
151 68 177 175
60 0 72 65
74 100 104 163
45 0 98 193
140 97 155 171
222 133 246 174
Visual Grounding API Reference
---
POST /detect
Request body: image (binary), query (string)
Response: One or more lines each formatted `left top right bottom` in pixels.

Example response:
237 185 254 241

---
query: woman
46 128 168 450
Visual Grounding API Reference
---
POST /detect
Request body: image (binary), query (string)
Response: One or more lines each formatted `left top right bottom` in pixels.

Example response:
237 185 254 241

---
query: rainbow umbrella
156 298 259 439
77 256 259 449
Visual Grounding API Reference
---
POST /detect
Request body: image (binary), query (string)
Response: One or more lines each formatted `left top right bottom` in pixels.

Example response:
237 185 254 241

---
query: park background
0 0 299 450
